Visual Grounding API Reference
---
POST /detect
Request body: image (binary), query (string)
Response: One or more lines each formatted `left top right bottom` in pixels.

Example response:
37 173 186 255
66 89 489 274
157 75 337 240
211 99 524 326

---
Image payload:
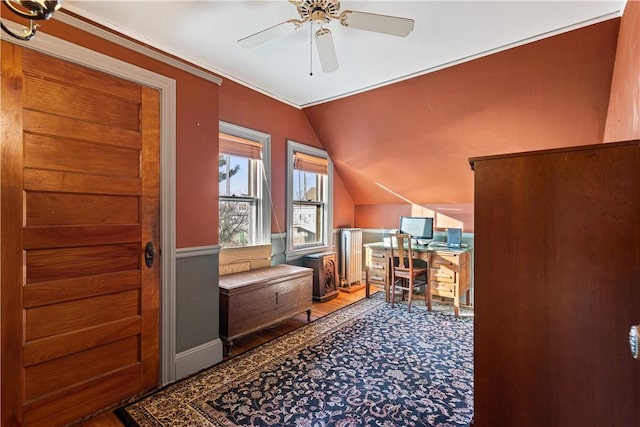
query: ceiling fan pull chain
309 22 313 76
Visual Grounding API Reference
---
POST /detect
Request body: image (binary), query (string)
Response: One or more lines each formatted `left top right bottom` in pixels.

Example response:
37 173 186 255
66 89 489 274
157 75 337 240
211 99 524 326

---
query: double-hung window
218 122 270 248
286 140 333 258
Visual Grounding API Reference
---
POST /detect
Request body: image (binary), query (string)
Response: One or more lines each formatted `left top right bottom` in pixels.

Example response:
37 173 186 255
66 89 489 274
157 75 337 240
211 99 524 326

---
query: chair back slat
389 233 430 312
390 233 413 272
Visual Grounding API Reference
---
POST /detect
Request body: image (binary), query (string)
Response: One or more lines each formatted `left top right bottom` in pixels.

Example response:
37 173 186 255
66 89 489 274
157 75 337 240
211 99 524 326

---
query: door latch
144 242 156 268
630 325 639 360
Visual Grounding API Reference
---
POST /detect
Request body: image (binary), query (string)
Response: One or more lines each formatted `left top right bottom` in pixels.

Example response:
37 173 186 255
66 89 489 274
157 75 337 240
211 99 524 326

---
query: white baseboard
175 339 224 380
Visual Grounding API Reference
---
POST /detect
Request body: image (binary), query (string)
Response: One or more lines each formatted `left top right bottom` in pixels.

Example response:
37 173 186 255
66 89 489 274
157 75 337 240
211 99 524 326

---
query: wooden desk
365 242 471 316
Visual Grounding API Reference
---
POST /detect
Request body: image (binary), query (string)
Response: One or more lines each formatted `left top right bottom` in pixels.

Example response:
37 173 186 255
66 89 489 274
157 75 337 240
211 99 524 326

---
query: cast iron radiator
338 228 362 290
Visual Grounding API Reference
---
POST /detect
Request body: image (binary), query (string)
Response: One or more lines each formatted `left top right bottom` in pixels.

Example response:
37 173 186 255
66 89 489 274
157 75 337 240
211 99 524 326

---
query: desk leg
454 288 460 318
365 268 370 298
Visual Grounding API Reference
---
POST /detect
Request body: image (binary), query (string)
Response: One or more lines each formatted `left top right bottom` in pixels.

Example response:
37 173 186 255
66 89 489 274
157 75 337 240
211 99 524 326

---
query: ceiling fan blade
315 28 338 73
339 11 415 37
238 20 302 48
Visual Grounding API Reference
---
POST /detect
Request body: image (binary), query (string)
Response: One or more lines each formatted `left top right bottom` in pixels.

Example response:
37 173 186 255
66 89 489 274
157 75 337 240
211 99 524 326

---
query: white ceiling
62 1 626 108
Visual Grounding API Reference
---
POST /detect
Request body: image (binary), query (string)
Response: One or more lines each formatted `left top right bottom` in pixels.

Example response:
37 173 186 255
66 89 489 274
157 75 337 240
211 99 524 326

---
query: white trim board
176 245 221 259
175 339 224 380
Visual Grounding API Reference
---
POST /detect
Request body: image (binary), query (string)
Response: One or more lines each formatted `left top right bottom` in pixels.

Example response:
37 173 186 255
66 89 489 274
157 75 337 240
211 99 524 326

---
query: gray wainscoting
271 233 287 265
175 246 223 379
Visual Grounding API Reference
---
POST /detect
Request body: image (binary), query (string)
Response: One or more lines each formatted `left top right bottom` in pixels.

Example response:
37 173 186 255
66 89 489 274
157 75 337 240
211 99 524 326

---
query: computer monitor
399 216 434 245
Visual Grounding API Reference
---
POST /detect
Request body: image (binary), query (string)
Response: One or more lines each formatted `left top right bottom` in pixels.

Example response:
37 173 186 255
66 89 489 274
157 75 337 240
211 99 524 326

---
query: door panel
25 192 140 225
23 271 140 307
24 336 139 401
23 109 142 150
24 133 140 176
1 41 160 426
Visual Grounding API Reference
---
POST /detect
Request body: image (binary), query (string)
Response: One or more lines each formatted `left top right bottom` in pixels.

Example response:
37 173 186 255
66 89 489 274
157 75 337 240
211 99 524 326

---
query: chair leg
407 280 413 312
391 279 395 308
426 271 432 312
423 280 428 310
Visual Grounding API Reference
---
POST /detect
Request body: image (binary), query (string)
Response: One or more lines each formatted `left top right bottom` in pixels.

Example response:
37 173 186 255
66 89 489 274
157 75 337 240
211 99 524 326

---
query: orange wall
39 18 220 249
332 171 356 228
604 0 640 142
304 19 620 233
218 79 355 233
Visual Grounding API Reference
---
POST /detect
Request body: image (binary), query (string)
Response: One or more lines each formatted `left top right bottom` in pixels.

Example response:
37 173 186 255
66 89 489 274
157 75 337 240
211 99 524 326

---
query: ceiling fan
238 0 415 73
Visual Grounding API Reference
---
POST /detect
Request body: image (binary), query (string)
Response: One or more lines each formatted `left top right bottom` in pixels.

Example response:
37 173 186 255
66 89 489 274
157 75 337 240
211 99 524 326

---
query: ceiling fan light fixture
310 9 329 25
1 0 61 40
4 0 60 20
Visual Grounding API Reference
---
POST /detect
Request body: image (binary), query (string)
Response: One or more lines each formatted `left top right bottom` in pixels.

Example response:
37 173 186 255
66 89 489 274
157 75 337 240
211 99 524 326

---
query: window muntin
218 122 270 249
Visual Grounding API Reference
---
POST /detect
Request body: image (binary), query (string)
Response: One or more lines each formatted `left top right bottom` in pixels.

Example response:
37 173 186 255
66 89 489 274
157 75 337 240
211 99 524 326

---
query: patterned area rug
117 294 474 426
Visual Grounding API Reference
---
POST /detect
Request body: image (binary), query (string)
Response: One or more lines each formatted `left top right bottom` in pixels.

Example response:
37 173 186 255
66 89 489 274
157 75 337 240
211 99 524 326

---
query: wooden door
1 42 160 426
471 141 640 426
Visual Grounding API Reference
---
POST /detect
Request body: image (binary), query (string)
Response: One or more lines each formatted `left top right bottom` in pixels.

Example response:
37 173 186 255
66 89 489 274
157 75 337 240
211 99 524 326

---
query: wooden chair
389 233 431 312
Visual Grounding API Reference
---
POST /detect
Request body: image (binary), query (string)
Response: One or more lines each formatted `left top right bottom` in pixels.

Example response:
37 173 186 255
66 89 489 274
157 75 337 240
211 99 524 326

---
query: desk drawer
368 267 386 283
431 280 456 298
430 253 460 270
430 268 456 283
369 259 387 270
369 249 387 259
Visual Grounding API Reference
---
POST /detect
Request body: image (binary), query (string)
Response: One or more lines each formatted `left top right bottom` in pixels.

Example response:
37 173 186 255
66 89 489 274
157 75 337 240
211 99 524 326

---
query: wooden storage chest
219 264 313 355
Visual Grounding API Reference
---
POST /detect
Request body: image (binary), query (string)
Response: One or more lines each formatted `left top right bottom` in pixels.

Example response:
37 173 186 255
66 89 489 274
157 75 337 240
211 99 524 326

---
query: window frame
219 121 271 248
286 140 333 260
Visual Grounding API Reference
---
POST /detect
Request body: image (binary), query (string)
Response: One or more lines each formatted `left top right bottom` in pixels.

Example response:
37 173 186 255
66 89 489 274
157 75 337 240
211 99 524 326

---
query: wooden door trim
1 31 178 384
1 42 25 427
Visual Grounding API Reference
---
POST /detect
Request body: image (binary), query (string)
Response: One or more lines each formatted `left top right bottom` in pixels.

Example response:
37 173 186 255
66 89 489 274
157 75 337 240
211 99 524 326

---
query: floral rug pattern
118 295 473 426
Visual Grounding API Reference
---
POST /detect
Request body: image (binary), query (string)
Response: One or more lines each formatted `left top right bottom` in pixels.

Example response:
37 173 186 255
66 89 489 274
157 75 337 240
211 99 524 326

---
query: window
219 122 270 248
286 141 333 258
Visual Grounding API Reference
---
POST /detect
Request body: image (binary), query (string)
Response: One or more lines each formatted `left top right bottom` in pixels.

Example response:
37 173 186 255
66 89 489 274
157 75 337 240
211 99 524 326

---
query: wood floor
81 287 376 427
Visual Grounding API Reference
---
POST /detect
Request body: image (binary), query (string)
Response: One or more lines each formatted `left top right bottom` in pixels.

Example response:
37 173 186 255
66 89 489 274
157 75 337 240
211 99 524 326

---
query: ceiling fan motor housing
298 0 340 25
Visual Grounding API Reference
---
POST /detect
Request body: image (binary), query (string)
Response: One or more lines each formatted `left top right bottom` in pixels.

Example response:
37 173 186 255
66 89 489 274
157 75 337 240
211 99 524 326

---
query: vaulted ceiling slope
303 19 621 206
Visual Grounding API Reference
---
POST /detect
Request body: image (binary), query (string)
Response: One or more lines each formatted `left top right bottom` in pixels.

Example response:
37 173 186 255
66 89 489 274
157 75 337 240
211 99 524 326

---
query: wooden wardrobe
470 140 640 426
